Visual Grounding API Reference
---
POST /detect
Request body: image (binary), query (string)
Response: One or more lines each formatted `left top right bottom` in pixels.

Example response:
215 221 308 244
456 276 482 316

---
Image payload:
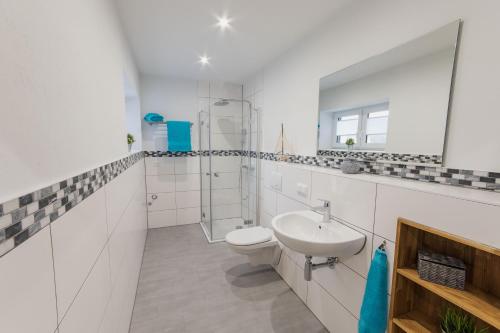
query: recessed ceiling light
199 55 210 66
216 15 232 31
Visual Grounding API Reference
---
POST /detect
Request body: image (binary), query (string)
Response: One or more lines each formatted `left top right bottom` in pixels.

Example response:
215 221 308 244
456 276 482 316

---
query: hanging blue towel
359 248 388 333
167 121 192 152
143 113 164 123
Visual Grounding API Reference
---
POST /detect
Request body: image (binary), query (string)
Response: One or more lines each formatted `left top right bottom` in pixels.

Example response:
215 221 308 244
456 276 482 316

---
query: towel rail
146 121 194 127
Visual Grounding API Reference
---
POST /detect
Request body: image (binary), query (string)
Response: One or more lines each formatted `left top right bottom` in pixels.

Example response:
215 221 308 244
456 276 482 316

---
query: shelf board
393 310 440 333
397 268 500 330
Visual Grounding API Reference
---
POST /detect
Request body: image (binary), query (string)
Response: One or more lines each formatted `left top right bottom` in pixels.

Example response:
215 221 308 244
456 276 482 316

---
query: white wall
0 162 147 333
0 2 147 332
0 0 140 203
126 97 143 152
260 159 500 332
145 156 201 228
140 77 245 227
246 0 500 172
319 48 455 155
140 75 200 151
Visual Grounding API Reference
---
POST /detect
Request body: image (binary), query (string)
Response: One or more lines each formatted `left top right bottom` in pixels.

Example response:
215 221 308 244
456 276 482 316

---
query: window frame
330 102 390 150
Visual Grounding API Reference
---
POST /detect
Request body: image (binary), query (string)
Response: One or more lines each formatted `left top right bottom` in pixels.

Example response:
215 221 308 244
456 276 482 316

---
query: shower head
213 99 230 106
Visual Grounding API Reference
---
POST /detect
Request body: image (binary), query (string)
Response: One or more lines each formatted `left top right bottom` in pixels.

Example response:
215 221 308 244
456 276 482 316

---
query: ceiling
114 0 355 83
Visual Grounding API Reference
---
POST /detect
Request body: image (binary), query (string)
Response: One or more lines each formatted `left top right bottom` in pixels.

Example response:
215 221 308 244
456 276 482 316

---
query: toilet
225 226 281 266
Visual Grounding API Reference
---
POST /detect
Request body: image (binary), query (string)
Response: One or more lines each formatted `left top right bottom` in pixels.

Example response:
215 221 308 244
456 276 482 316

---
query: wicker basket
417 250 466 290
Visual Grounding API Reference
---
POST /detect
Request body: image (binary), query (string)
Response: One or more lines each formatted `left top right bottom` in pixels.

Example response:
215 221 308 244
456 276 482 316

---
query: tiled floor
129 224 327 333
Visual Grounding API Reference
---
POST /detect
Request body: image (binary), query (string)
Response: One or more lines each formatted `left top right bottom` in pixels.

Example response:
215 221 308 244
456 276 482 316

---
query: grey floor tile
130 224 327 333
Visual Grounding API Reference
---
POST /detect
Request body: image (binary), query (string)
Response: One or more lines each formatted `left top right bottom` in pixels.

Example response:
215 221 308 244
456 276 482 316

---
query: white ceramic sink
271 211 366 258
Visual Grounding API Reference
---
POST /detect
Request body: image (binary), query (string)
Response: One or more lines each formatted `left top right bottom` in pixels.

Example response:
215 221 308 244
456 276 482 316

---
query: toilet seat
225 227 281 265
225 226 273 246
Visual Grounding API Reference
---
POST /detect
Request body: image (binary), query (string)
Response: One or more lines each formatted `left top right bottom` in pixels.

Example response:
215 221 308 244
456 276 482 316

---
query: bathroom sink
271 211 366 258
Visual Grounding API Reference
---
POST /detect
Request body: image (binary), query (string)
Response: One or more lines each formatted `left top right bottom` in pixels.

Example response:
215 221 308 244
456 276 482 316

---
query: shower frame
198 98 260 243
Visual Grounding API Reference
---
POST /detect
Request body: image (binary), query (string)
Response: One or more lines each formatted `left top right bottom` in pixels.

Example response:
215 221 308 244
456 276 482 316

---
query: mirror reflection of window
336 114 359 144
331 102 389 150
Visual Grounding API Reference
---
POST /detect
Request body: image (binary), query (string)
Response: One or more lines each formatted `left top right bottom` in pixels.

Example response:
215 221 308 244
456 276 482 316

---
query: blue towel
143 113 164 123
359 249 388 333
166 121 192 152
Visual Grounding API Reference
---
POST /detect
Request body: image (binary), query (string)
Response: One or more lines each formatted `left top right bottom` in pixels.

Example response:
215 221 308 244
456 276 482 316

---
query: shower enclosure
199 98 259 242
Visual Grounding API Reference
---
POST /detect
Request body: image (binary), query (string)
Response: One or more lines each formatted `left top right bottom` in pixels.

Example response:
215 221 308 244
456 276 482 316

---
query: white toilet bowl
225 226 281 265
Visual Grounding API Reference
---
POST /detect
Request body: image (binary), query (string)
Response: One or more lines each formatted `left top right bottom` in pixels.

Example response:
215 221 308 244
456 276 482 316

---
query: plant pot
340 158 360 174
128 144 132 152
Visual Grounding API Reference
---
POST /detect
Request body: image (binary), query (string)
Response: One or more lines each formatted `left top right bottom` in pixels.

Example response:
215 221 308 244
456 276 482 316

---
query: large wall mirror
317 20 460 165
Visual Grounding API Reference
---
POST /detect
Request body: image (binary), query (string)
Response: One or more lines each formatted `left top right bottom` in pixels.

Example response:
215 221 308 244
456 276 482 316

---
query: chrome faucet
311 199 331 223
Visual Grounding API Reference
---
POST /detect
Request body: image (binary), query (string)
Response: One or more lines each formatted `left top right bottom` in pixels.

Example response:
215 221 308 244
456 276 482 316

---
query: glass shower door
241 103 258 229
199 110 212 240
199 98 259 242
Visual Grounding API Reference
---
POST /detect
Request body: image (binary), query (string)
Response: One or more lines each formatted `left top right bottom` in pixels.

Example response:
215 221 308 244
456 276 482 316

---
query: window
332 102 389 150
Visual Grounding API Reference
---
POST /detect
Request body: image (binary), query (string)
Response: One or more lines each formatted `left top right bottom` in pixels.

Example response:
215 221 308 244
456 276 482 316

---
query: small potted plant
127 133 135 151
340 138 360 174
345 138 355 151
441 307 488 333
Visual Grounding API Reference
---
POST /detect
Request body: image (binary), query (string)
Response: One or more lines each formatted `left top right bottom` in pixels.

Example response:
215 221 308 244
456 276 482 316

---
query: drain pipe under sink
304 256 339 281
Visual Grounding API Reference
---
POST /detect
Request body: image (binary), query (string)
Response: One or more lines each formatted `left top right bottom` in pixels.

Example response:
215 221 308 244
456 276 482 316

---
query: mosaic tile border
144 150 499 192
145 150 243 157
317 150 442 165
145 151 199 157
260 152 500 192
0 152 144 257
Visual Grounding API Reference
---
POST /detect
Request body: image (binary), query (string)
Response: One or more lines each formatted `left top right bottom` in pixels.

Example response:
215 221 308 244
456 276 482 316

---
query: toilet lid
225 227 273 246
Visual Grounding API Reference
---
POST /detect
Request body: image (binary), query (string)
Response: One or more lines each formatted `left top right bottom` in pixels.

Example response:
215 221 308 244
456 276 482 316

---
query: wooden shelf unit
389 218 500 333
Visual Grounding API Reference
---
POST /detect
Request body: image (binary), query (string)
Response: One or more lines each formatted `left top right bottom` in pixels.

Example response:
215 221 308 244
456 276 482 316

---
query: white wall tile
339 222 373 278
99 238 142 333
372 235 395 293
311 263 366 319
210 81 242 99
105 164 141 234
210 115 242 134
277 164 311 204
374 184 500 247
260 159 277 183
210 133 242 150
147 192 176 211
146 175 175 193
0 228 57 333
282 244 306 267
175 190 201 208
212 188 241 206
311 172 376 232
148 209 176 228
177 207 201 225
260 211 274 229
51 189 108 319
145 157 175 175
276 253 307 302
175 174 201 192
307 280 358 333
276 193 310 215
211 156 241 173
212 204 241 219
210 172 240 189
58 250 111 333
174 156 200 175
260 187 277 216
